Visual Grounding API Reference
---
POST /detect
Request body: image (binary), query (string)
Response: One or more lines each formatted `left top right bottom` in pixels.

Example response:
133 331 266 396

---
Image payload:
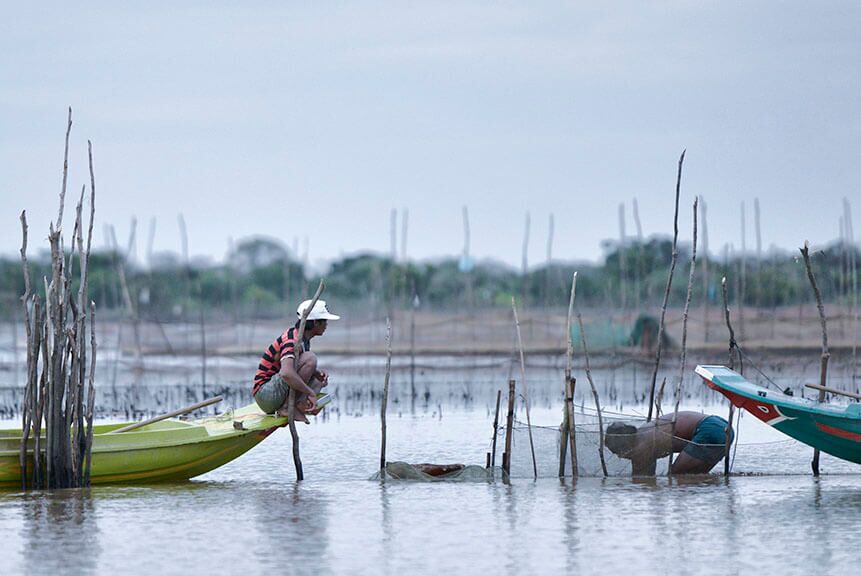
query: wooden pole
576 313 608 477
462 206 473 309
721 276 738 476
502 379 516 477
804 383 861 401
845 198 857 393
618 203 627 310
491 389 502 468
800 242 830 476
512 298 538 479
670 199 698 475
544 212 554 308
109 396 223 434
380 318 393 473
289 279 326 481
633 198 645 306
562 272 578 478
701 196 710 342
739 202 747 340
521 212 530 306
647 150 685 422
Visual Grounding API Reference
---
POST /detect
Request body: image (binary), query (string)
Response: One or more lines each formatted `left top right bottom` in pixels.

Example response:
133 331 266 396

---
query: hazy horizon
2 3 859 271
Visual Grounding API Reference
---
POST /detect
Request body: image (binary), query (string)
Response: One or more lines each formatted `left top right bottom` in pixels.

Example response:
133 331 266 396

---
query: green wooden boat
696 365 861 464
0 403 290 488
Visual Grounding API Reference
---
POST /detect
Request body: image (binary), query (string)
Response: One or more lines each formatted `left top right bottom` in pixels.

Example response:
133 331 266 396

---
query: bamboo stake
109 226 142 365
647 150 685 422
800 242 829 476
511 298 538 479
544 212 554 308
19 211 33 489
701 196 710 342
739 202 747 340
521 212 530 306
462 206 473 309
502 379 515 477
109 396 223 434
84 301 96 484
845 198 857 392
491 389 502 469
577 312 608 477
670 199 698 475
721 276 738 476
633 198 645 305
618 203 627 310
563 272 578 477
289 279 326 481
380 318 393 473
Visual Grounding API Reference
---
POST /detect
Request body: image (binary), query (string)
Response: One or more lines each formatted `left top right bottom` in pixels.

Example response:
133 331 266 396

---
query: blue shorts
682 415 733 465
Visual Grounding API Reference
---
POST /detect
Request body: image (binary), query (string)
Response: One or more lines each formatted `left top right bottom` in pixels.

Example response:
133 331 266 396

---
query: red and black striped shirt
252 327 309 395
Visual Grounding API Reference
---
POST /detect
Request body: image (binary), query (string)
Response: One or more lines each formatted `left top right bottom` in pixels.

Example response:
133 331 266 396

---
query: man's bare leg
277 352 319 422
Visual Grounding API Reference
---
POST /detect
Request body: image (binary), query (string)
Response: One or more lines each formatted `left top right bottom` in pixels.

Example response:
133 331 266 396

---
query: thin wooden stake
491 389 502 468
503 379 516 477
670 199 698 475
800 242 830 476
562 272 578 478
577 312 608 477
721 276 738 476
289 279 326 481
512 298 538 479
647 150 685 422
380 318 393 473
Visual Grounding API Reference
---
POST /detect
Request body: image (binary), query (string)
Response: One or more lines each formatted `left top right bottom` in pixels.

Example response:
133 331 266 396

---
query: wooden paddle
804 384 861 402
107 396 224 434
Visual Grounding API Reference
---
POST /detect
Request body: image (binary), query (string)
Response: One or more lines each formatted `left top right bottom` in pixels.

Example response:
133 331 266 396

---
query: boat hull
0 404 287 489
696 365 861 465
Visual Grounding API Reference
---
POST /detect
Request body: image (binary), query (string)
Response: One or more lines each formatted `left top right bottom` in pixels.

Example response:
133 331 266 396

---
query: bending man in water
604 411 733 475
252 299 340 423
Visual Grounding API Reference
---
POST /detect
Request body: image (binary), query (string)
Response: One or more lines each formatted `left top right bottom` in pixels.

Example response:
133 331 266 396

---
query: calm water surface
2 357 860 575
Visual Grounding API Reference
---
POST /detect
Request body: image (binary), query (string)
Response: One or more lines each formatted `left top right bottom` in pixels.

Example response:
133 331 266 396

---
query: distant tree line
0 235 857 320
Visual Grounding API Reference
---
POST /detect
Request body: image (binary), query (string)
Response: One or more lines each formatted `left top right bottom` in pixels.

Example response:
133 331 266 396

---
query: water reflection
21 489 101 575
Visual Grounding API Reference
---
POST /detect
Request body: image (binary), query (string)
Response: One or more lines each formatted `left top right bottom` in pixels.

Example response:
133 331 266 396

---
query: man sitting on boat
252 299 340 423
604 411 733 475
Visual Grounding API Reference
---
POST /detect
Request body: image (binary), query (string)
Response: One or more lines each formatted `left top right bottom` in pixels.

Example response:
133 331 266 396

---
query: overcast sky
2 2 860 270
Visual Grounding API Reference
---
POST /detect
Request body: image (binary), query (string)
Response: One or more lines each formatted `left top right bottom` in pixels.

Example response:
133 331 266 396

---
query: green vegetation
0 236 857 320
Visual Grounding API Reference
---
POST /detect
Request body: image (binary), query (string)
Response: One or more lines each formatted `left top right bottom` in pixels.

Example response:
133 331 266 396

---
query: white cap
296 299 340 320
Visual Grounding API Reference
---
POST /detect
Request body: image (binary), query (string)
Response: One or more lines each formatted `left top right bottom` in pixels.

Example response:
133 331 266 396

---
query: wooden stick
380 318 393 473
618 203 627 309
647 150 685 422
564 272 578 478
577 312 608 477
564 377 577 478
511 298 538 479
720 276 738 476
700 196 710 343
109 396 223 434
800 241 830 476
503 379 516 477
491 389 501 468
289 279 326 481
670 199 698 475
804 384 861 401
521 212 530 305
462 206 473 309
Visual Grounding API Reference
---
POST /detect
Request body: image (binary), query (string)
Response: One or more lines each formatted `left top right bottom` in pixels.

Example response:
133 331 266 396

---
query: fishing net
371 462 494 482
499 405 731 478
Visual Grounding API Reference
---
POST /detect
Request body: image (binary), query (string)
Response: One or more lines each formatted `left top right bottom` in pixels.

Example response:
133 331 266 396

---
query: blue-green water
1 355 860 575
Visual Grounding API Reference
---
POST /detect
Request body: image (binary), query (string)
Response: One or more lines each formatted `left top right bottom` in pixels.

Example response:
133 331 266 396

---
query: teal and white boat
695 365 861 464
